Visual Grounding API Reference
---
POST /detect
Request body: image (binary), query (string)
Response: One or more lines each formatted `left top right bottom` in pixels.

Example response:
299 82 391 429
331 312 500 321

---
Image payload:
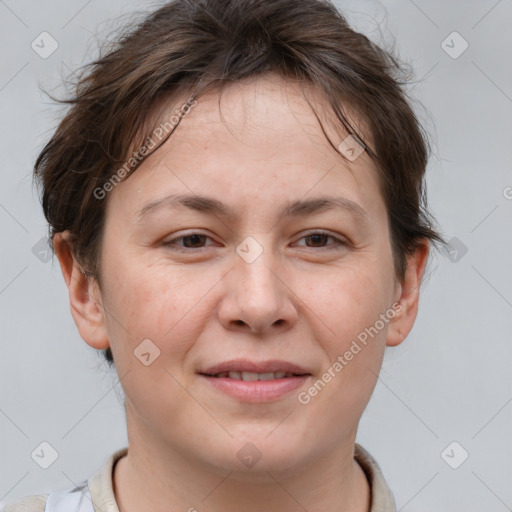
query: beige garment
3 443 396 512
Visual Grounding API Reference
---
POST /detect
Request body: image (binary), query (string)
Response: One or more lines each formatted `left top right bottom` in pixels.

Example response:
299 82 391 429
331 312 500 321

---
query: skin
54 72 428 512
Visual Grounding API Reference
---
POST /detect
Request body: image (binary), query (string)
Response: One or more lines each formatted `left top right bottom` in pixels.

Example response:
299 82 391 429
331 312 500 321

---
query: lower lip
200 375 310 402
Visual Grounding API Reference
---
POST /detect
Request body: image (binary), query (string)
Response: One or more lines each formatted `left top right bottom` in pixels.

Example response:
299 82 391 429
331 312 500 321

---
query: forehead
107 72 384 224
169 73 373 151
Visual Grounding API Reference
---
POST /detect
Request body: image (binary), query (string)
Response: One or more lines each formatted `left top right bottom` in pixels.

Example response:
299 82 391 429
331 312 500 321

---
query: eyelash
162 231 348 252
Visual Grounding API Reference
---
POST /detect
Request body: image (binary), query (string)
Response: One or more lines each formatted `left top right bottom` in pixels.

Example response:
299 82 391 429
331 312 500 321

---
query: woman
5 0 443 510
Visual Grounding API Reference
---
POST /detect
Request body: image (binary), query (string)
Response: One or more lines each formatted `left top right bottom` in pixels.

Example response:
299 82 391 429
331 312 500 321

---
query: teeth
214 371 298 380
241 371 259 381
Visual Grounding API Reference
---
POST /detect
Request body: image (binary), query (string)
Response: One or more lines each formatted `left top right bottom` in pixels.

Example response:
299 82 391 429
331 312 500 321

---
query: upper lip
200 359 311 376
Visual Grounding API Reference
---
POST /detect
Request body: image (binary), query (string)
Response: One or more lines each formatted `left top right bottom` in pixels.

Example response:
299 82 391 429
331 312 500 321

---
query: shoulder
2 494 48 512
354 443 397 512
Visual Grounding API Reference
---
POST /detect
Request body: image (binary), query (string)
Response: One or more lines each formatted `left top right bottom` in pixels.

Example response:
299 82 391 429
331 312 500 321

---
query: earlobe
53 231 110 351
386 241 430 347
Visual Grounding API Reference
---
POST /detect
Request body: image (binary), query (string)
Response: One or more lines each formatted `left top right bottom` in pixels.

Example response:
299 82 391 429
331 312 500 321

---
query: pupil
184 234 204 248
308 234 327 247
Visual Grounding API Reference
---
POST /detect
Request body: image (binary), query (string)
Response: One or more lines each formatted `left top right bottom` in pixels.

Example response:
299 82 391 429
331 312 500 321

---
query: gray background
1 0 511 510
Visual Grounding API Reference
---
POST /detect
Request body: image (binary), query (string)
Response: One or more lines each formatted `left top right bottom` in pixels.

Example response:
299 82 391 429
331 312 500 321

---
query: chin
204 430 316 478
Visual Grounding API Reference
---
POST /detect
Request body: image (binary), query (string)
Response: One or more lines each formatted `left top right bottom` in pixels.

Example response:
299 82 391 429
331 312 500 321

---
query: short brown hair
34 0 445 367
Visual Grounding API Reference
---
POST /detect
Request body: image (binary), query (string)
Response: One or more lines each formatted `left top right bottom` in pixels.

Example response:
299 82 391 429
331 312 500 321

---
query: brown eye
163 233 214 250
295 231 347 249
180 234 209 248
304 233 330 247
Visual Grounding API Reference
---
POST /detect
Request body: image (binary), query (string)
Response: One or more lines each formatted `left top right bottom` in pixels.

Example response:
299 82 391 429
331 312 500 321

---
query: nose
217 243 299 335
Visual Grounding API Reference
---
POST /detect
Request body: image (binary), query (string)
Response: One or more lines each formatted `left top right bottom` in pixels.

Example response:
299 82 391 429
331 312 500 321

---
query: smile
209 371 306 381
199 360 312 402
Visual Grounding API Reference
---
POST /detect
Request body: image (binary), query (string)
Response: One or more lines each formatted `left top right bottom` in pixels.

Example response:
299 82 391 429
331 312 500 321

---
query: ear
386 240 430 347
52 231 110 351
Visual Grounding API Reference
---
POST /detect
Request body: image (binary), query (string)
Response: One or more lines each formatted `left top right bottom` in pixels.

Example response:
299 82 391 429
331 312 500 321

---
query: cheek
298 258 394 416
100 255 222 364
99 260 219 431
306 257 394 348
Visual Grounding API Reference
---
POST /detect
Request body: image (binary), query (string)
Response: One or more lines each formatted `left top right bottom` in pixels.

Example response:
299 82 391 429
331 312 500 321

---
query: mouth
198 360 312 402
205 371 309 381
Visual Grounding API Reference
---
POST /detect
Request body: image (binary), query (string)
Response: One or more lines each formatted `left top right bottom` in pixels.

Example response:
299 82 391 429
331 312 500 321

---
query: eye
294 230 348 249
162 233 215 251
162 230 348 252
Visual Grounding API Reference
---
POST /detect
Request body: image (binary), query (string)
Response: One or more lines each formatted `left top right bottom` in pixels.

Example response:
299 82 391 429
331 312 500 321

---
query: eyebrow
136 193 369 224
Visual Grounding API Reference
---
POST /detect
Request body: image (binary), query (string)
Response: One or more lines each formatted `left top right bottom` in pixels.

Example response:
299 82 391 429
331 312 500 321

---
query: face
71 73 411 475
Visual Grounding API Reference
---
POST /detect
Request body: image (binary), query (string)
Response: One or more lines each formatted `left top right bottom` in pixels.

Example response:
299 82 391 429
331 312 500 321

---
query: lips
212 371 300 381
199 359 312 402
200 359 311 378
